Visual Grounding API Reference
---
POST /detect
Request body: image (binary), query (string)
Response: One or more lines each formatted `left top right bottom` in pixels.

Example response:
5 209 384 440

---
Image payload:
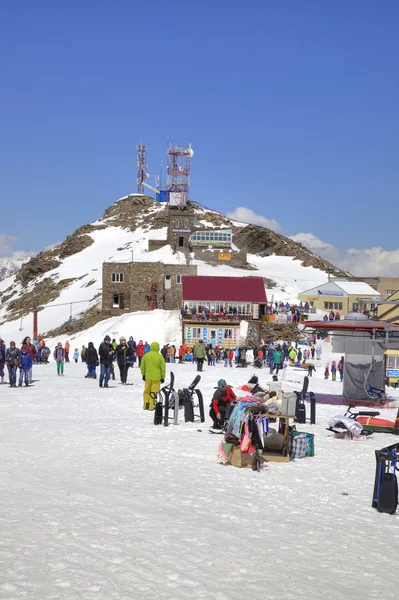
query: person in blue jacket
19 345 33 387
144 341 150 354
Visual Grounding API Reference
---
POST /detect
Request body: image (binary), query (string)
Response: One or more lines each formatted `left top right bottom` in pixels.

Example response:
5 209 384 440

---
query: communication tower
136 144 148 194
167 143 194 208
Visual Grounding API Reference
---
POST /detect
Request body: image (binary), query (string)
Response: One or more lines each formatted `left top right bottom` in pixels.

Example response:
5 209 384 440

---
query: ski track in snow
1 355 399 600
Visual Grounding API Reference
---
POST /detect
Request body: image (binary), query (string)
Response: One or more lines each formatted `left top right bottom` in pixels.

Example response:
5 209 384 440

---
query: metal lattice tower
167 143 194 207
136 144 148 194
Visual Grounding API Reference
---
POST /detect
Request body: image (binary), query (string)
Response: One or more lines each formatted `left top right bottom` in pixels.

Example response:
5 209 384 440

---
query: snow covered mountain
0 194 349 343
0 254 35 282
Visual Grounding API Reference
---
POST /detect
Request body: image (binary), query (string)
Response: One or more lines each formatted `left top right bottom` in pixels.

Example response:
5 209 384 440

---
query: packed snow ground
1 342 399 600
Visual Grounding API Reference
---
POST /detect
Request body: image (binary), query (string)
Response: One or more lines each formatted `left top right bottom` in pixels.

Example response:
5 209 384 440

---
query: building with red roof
181 275 267 347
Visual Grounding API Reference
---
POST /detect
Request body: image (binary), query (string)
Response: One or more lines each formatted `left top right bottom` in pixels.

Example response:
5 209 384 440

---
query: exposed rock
232 224 348 277
260 322 302 343
1 277 75 324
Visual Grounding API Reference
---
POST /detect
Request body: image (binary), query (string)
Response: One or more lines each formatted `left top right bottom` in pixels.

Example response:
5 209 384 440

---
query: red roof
300 321 399 330
182 276 267 303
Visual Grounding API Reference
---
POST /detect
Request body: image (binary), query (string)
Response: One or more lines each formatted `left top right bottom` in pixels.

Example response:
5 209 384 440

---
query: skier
19 345 33 387
194 340 206 372
5 342 19 387
98 335 114 388
136 340 145 366
144 341 150 354
315 345 322 360
73 348 79 363
140 341 166 411
85 342 99 378
53 342 65 376
324 364 330 380
21 336 37 383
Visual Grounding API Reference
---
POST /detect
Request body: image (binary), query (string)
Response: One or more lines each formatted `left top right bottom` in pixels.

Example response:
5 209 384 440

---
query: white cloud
290 232 399 276
0 234 18 256
0 233 36 264
226 207 283 233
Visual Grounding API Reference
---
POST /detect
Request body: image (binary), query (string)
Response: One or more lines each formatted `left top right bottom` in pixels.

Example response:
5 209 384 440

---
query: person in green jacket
194 340 206 372
273 348 283 374
140 341 166 410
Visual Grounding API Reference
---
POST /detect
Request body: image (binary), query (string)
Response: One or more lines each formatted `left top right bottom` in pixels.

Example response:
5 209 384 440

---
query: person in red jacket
136 340 145 366
228 348 235 367
209 379 237 429
21 336 37 384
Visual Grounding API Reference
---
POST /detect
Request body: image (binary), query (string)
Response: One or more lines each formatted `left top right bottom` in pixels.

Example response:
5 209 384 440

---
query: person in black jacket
98 335 114 388
85 341 99 378
114 336 131 384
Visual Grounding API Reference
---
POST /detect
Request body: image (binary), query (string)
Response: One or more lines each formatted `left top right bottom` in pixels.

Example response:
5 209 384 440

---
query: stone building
102 261 197 316
149 205 247 267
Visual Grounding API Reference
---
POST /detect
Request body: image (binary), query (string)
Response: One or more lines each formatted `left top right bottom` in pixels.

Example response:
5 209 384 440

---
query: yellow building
298 280 380 316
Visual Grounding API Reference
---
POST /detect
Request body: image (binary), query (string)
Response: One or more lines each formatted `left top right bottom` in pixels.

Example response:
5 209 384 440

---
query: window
210 330 216 340
223 329 233 340
192 327 201 338
352 303 359 311
178 236 184 247
387 355 399 369
184 219 188 228
324 302 343 310
112 272 124 282
175 219 179 227
386 290 395 296
176 274 182 284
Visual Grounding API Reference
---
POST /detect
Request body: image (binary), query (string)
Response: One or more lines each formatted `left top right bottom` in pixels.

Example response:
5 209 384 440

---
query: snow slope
0 352 398 600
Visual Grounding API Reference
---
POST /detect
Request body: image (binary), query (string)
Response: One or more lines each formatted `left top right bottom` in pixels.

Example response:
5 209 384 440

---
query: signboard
172 229 191 233
202 327 208 343
233 328 238 345
387 369 399 378
318 290 345 297
186 327 192 343
219 253 231 260
169 191 186 207
218 328 223 344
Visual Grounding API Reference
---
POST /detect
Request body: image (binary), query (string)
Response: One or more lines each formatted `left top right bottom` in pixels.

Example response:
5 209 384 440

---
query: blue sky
1 1 398 267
